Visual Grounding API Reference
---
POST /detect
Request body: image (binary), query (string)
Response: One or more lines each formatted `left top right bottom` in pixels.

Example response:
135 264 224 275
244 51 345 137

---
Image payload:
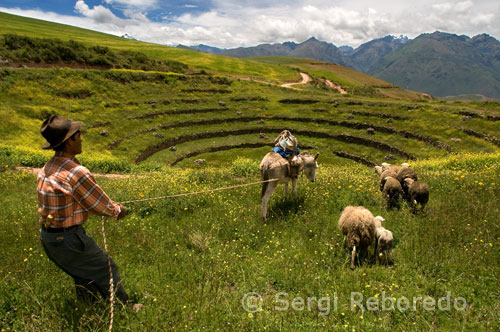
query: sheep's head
374 216 385 228
404 178 415 186
374 166 383 175
381 162 391 171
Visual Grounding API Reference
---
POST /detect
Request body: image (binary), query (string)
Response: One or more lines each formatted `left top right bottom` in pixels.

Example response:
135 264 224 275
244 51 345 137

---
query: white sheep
338 206 376 270
373 216 394 265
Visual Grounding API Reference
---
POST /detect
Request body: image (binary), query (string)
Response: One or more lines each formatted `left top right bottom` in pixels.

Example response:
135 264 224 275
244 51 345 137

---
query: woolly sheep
381 162 402 174
382 176 402 209
373 216 394 265
396 164 418 198
379 169 398 191
374 165 383 176
404 178 430 214
338 206 376 270
396 164 418 183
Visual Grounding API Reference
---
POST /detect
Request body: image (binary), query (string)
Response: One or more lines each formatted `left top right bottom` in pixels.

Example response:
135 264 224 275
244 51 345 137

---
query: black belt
42 224 82 233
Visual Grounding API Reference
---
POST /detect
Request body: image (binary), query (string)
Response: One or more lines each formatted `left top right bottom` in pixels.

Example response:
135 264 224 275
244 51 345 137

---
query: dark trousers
40 226 129 303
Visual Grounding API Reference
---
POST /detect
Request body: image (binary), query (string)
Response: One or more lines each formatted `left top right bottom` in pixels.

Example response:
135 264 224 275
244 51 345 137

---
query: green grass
0 154 499 331
0 12 297 82
1 11 500 332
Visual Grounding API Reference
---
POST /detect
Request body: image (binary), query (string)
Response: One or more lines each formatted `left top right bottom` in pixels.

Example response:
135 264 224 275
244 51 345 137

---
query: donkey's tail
261 165 269 198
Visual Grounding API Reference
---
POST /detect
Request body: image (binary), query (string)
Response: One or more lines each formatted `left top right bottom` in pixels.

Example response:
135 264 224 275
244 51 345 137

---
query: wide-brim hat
40 115 83 149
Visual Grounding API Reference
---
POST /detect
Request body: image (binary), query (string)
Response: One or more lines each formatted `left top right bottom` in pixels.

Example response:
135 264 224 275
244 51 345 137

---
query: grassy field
0 11 500 332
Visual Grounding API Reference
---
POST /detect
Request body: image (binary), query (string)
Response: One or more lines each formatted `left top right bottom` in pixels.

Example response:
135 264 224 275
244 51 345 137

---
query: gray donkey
260 151 319 221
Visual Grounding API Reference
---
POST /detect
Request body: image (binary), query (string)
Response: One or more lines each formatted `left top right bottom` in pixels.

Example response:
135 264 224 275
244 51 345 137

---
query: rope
101 216 115 332
118 178 279 204
100 177 279 331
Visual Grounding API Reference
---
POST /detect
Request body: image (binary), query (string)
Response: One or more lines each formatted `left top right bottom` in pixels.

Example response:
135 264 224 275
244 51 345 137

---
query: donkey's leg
292 177 298 198
261 181 278 221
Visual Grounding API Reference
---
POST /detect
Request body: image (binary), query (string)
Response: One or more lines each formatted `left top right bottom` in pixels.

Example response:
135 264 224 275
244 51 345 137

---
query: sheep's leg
374 239 379 264
292 177 298 198
411 200 418 214
261 181 278 221
350 246 356 270
420 202 426 214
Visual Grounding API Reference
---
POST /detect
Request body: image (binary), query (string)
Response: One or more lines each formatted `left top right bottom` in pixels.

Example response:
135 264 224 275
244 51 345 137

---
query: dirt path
280 72 348 94
281 72 311 89
325 79 348 94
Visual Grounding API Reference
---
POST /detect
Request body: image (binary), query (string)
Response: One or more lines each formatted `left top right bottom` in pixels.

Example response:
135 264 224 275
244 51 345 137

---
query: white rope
101 216 115 332
118 178 279 204
101 177 279 331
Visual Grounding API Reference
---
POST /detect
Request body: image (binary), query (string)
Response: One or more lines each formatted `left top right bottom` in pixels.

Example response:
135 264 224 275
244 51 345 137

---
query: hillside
350 35 409 73
185 32 500 99
0 11 500 332
369 32 500 99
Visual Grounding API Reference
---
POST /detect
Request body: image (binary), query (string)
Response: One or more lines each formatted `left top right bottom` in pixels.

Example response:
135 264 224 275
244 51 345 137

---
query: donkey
260 151 319 221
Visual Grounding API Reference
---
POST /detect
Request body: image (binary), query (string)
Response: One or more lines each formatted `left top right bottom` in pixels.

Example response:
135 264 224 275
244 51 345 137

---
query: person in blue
273 130 300 178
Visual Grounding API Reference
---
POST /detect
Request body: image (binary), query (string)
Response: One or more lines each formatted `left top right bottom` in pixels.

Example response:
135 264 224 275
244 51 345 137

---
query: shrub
231 157 259 177
0 34 189 73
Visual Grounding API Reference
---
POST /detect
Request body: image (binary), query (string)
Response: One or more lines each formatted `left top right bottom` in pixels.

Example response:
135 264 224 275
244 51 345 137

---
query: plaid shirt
37 152 120 228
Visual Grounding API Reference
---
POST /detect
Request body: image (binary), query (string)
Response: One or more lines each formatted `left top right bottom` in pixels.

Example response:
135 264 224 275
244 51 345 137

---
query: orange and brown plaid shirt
37 152 120 228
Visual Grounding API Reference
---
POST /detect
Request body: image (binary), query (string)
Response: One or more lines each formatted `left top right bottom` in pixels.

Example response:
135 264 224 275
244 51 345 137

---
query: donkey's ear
314 153 319 161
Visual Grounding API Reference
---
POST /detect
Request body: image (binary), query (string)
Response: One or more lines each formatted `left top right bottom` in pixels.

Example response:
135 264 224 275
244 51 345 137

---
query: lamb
373 216 394 265
338 206 376 270
404 178 430 214
382 176 402 209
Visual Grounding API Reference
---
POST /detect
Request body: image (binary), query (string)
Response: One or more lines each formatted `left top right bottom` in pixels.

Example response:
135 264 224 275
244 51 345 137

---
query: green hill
369 32 500 99
0 12 499 332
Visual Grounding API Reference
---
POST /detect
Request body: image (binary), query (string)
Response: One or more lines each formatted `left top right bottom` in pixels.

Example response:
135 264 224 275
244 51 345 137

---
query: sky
0 0 498 49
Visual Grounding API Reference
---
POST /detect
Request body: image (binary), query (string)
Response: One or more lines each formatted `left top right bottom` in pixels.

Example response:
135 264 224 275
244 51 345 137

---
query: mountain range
179 32 500 99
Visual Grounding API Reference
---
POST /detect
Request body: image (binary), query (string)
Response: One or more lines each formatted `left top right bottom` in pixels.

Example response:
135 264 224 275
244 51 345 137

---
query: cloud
470 13 494 25
432 1 473 13
103 0 159 9
1 0 499 48
74 0 123 25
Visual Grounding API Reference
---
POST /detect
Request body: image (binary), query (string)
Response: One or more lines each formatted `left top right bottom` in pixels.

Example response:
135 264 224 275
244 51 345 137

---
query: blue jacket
273 146 300 159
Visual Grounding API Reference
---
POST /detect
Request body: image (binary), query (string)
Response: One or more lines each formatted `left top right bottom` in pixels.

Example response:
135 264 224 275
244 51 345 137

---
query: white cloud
0 0 499 48
455 1 474 13
470 13 494 25
74 0 122 25
103 0 159 9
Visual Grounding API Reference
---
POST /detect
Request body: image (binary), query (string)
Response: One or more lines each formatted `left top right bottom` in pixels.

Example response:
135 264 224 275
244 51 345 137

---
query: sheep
374 165 383 176
382 176 402 209
379 169 398 191
396 164 418 199
396 163 418 183
373 216 394 265
404 178 430 214
338 206 376 270
381 162 402 174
